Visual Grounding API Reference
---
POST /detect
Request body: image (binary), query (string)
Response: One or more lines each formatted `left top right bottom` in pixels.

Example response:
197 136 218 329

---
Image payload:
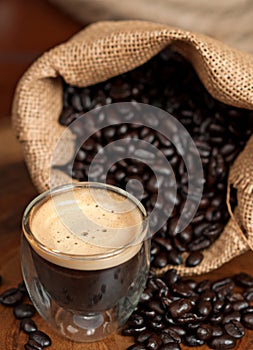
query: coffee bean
197 299 212 317
244 288 253 302
185 251 203 267
168 298 193 318
196 280 211 293
201 289 216 301
18 281 28 294
210 313 223 324
196 324 213 340
234 273 253 288
177 312 203 324
184 335 204 346
212 325 224 337
163 269 178 286
0 287 23 306
165 326 186 337
224 320 244 339
29 331 51 347
159 344 181 350
24 340 43 350
232 300 248 311
136 330 152 343
148 300 165 314
222 311 241 324
242 307 253 314
122 326 147 336
242 313 253 329
162 329 181 344
146 334 162 349
208 335 236 349
213 300 224 313
167 250 183 266
14 303 36 319
20 318 37 333
127 345 146 350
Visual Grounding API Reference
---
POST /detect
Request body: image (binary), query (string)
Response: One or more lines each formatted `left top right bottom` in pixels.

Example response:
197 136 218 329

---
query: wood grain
1 117 253 349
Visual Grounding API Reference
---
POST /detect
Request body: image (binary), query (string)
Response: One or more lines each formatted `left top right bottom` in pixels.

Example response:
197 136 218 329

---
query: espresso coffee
23 184 149 313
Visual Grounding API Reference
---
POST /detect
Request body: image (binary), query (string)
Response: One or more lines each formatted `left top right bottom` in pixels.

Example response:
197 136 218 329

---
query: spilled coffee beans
122 270 253 349
0 280 51 348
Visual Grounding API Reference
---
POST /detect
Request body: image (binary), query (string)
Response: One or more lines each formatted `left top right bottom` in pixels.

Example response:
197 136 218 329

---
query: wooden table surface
1 1 253 349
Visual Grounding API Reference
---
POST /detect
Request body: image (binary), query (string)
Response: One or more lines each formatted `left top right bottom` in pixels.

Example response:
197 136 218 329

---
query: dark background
0 0 83 119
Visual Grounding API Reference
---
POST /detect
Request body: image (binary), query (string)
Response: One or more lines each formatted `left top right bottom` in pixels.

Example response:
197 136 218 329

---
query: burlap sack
12 21 253 276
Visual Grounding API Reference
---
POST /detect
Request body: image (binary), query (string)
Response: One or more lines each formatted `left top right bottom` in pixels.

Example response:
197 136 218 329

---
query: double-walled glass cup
21 182 150 342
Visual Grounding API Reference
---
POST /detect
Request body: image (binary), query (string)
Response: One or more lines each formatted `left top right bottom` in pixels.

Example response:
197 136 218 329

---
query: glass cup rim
22 182 149 263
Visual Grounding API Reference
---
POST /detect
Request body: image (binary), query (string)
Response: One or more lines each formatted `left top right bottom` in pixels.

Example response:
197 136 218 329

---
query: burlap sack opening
12 20 253 276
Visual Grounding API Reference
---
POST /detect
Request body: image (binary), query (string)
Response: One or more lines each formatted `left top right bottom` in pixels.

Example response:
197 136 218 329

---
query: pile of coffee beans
122 269 253 349
0 279 51 349
59 47 253 269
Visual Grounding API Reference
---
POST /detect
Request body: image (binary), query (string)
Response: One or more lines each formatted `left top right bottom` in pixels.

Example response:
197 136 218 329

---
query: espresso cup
21 182 150 342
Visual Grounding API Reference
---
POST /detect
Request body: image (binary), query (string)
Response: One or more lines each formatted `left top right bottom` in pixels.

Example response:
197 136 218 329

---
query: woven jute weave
12 21 253 275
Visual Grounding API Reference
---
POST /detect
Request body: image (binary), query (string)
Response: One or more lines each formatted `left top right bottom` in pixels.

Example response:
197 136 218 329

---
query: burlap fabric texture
12 21 253 276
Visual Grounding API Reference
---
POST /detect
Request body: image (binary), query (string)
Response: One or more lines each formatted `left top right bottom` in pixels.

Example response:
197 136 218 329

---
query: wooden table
1 116 253 350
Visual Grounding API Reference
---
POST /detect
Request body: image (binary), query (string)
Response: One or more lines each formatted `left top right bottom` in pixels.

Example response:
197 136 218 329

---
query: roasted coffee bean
20 318 37 333
184 335 204 347
29 331 52 347
196 324 213 340
172 283 195 298
168 298 193 318
224 320 244 339
185 252 203 267
18 281 28 294
24 340 43 350
153 252 169 268
149 315 164 331
14 303 36 319
166 250 183 266
146 334 162 349
127 345 146 350
122 326 147 336
0 287 23 306
210 313 223 324
232 300 248 311
208 335 236 349
212 278 234 294
201 289 216 302
242 307 253 314
162 329 181 344
148 300 165 314
234 273 253 288
159 344 181 350
165 326 186 337
227 292 244 303
242 313 253 329
136 330 152 343
212 325 224 337
163 269 178 286
197 299 212 317
140 288 153 303
196 280 211 293
213 299 224 313
222 311 241 324
244 288 253 302
177 312 203 324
